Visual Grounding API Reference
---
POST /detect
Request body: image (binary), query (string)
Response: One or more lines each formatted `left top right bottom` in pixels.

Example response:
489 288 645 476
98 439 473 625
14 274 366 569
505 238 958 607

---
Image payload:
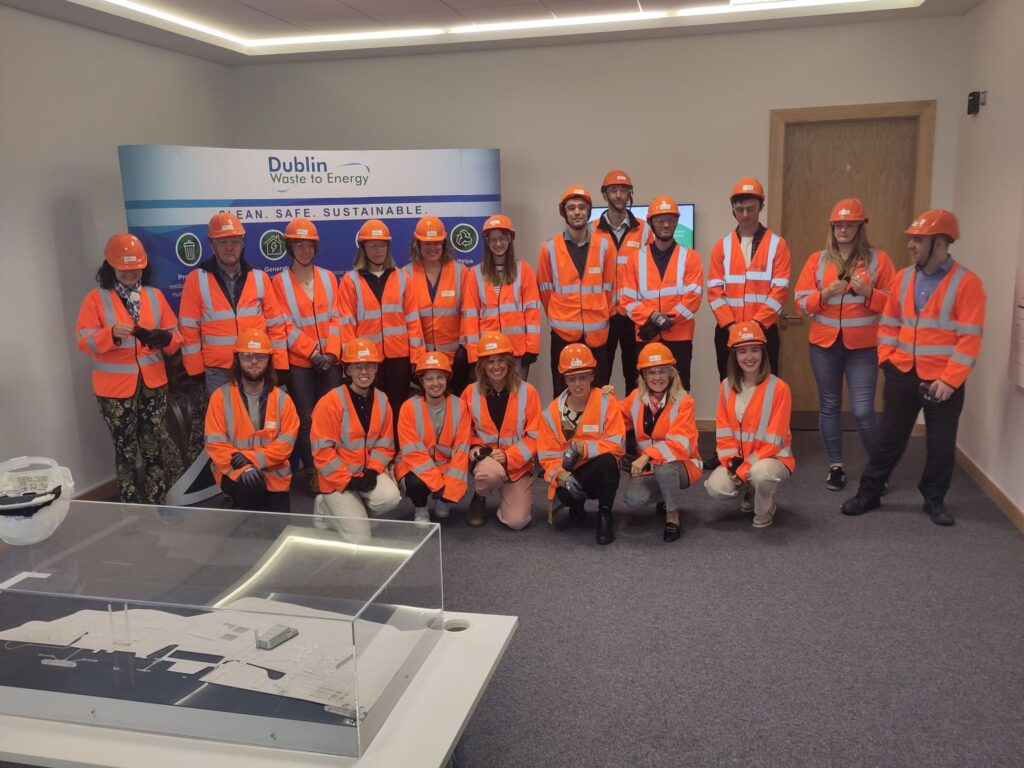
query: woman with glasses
460 215 541 380
75 234 181 504
794 199 895 491
619 343 702 542
538 344 625 545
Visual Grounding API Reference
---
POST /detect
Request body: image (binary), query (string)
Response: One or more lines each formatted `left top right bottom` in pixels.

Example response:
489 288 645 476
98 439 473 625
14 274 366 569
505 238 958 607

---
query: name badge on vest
441 290 455 298
627 240 640 248
587 267 601 274
582 425 598 433
265 421 277 430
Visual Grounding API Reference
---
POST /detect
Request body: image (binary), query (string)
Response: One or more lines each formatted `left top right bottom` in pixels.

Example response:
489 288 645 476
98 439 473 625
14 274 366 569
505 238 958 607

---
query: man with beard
205 329 298 512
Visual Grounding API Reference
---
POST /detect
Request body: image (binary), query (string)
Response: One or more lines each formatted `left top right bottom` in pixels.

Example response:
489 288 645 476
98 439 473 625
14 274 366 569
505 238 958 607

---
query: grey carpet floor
387 431 1024 768
4 432 1022 768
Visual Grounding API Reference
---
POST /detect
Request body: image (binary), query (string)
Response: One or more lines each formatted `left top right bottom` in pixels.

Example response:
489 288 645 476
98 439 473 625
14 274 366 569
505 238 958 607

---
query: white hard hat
0 456 74 545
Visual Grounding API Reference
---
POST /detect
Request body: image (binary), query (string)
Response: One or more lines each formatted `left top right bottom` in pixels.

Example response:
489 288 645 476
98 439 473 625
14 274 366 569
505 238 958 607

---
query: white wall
950 0 1024 511
227 15 963 413
0 6 232 491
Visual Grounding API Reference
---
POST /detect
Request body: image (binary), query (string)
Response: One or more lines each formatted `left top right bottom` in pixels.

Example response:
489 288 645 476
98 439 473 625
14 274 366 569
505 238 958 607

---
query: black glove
468 446 492 473
276 368 291 388
230 452 252 470
638 319 661 341
189 372 206 387
321 353 338 373
564 474 587 500
650 312 672 331
561 443 580 471
520 352 538 366
149 329 173 349
239 468 265 490
619 453 638 473
132 327 154 346
352 469 378 493
727 456 743 475
310 353 329 372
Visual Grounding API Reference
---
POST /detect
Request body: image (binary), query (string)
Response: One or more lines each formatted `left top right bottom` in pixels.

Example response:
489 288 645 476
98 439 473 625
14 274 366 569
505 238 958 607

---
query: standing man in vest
180 213 289 461
204 329 298 512
537 185 616 394
707 178 791 378
841 210 985 526
619 196 704 391
593 170 648 392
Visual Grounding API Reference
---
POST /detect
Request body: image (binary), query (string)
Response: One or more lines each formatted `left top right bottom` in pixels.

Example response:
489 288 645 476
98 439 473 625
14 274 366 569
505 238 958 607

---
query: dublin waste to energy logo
260 230 287 261
175 233 202 267
450 223 479 254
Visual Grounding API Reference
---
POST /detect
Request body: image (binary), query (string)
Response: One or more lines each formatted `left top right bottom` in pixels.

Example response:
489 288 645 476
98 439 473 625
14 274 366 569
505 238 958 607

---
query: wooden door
768 101 935 427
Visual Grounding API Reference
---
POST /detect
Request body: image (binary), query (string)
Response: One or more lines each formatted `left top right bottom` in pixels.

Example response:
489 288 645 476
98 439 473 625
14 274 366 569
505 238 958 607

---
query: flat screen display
590 204 695 247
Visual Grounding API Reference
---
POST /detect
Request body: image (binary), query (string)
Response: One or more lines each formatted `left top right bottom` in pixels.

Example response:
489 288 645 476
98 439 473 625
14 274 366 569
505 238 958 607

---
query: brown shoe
467 494 487 527
305 467 320 497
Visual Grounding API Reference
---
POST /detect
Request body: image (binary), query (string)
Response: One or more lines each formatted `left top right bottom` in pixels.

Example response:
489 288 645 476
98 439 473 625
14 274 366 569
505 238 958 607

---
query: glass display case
0 500 444 758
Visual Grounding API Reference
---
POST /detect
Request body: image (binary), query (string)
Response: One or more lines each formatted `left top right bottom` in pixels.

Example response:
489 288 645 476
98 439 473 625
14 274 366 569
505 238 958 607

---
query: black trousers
639 339 693 392
714 323 780 380
555 452 620 509
221 475 291 512
370 356 412 421
289 364 342 470
607 313 639 392
404 470 453 507
550 332 610 396
858 362 965 503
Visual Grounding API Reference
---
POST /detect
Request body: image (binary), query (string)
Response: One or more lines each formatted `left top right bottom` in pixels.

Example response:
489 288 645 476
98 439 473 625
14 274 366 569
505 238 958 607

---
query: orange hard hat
728 321 767 348
646 195 680 222
414 215 447 242
477 332 514 359
234 328 273 355
558 343 598 375
284 217 319 241
416 351 452 375
357 219 391 242
208 212 245 239
601 169 633 190
103 233 148 270
830 199 868 223
905 209 959 242
483 214 515 238
559 185 593 216
730 178 765 201
342 337 383 364
637 342 677 370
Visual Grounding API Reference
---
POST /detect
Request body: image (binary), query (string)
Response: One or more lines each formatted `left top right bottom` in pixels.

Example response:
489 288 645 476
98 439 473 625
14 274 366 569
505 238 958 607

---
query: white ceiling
0 0 984 63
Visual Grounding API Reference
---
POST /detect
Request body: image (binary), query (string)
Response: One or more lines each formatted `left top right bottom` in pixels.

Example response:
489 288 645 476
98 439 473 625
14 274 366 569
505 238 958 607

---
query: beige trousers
704 459 789 519
473 455 534 530
315 473 402 541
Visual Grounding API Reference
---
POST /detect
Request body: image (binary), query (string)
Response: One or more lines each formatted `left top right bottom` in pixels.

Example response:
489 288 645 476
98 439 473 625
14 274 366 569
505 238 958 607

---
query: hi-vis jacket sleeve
204 388 240 480
752 240 791 328
941 274 986 388
154 291 183 355
403 277 426 365
667 250 704 326
260 281 290 371
619 253 652 326
521 262 542 355
254 393 299 472
398 400 442 492
536 242 555 315
706 240 734 328
177 272 205 375
446 400 472 498
735 382 791 481
506 385 541 479
310 391 353 492
714 384 743 467
620 393 701 472
75 293 118 357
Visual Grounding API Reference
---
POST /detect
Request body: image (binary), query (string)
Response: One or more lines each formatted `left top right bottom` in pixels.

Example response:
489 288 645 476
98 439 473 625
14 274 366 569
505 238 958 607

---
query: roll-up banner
118 145 502 311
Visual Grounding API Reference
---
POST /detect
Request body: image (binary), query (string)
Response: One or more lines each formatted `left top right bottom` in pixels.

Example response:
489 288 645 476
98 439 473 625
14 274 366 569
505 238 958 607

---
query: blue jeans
808 341 880 465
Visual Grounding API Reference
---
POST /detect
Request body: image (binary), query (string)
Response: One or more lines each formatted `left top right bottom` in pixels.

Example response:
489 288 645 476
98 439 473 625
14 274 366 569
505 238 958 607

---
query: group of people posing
75 170 986 543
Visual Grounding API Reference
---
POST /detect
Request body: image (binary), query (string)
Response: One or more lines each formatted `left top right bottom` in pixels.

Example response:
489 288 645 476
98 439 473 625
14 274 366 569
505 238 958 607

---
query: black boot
596 507 614 545
569 502 586 524
467 493 486 527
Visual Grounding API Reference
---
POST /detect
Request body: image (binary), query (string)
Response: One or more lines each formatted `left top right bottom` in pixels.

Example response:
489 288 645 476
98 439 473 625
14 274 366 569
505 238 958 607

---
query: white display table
0 611 516 768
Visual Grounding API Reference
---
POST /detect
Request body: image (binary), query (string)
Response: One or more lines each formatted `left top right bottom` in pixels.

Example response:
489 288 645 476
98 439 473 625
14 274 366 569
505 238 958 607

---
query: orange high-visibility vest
179 268 288 373
794 249 896 349
619 389 703 485
460 262 542 363
311 385 395 493
591 215 651 315
337 268 424 362
715 375 795 481
461 382 541 482
878 261 986 388
707 229 791 328
537 235 615 346
619 243 704 342
395 394 471 501
272 266 342 368
204 384 298 492
75 286 182 398
537 388 626 499
406 260 465 362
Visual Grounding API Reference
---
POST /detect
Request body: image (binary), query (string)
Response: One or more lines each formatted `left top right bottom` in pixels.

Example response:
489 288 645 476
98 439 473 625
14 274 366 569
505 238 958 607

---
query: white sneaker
414 508 430 522
433 500 451 519
752 504 776 529
740 487 754 514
